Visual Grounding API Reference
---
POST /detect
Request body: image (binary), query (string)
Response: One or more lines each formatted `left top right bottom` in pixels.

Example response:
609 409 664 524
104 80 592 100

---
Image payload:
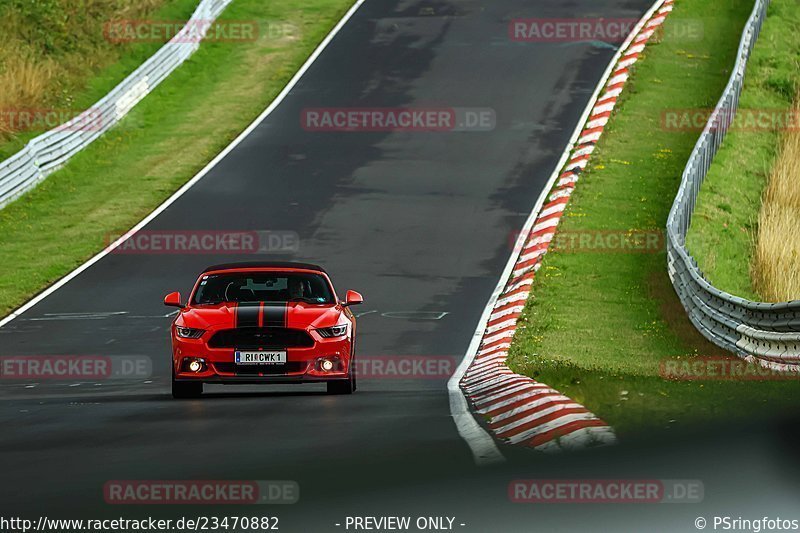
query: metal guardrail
0 0 233 209
667 0 800 371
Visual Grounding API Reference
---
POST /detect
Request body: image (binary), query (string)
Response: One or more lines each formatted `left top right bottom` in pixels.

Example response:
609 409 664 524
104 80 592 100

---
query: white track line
0 0 367 329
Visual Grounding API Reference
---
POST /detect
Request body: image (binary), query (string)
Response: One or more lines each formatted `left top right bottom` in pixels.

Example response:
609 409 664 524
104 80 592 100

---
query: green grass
506 0 800 438
0 0 354 316
685 0 800 300
0 0 200 160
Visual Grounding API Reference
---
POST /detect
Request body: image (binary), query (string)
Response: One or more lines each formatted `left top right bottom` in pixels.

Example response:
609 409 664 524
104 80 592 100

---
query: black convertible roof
202 261 327 274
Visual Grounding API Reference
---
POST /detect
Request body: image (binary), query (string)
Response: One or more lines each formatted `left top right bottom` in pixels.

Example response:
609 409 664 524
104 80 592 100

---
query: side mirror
343 290 363 306
164 291 184 308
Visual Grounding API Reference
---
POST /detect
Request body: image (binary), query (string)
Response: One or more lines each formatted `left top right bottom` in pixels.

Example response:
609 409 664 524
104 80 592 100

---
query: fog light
188 360 203 372
320 359 334 372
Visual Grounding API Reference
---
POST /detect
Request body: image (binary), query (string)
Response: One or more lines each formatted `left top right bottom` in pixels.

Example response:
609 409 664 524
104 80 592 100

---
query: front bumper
172 333 353 384
175 375 352 385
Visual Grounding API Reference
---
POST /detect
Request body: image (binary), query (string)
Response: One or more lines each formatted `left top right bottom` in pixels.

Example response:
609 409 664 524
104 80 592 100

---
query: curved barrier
666 0 800 371
0 0 233 209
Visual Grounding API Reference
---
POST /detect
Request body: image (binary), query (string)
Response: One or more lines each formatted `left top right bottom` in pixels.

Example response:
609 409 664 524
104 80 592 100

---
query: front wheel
327 377 354 395
172 374 203 399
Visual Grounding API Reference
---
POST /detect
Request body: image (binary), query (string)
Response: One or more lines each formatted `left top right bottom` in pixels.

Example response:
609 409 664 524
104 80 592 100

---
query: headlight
315 325 348 338
176 326 205 339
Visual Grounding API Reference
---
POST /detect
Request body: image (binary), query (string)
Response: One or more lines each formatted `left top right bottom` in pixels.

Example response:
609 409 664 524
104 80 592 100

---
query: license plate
235 351 286 365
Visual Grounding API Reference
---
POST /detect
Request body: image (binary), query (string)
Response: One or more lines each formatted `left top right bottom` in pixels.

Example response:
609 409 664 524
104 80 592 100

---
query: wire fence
0 0 233 209
666 0 800 371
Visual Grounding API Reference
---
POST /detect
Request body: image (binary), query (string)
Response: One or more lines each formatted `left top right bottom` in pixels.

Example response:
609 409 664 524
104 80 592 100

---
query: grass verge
0 0 354 316
684 0 800 300
506 0 800 438
0 0 200 159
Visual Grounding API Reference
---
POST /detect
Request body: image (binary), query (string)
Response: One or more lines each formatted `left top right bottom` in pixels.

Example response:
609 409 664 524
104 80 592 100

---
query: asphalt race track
3 0 799 531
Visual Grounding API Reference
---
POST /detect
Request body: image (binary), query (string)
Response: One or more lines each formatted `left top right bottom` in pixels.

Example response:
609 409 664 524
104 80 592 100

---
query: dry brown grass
0 53 56 135
752 96 800 302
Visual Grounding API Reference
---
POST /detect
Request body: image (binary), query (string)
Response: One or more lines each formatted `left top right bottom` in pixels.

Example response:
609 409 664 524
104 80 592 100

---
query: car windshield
192 272 335 305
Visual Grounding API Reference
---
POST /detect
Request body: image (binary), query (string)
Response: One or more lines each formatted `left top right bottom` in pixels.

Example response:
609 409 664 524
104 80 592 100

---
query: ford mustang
164 262 362 398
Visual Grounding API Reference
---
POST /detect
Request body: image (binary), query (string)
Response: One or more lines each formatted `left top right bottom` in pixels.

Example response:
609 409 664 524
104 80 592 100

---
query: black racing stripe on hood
235 302 260 328
261 303 287 327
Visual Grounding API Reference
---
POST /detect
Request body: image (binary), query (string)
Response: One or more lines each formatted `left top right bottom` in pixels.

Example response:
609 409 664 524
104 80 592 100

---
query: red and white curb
452 0 674 460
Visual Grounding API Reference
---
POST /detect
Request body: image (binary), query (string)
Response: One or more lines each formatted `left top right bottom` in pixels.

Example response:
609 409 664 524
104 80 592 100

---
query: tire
351 350 357 392
327 377 354 395
172 376 203 399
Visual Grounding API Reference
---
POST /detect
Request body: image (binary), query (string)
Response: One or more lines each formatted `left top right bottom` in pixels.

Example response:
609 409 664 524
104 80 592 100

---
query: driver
288 277 305 300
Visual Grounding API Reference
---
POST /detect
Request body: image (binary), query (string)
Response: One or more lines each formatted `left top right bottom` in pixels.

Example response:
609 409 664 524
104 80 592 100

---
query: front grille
208 327 314 349
213 362 308 375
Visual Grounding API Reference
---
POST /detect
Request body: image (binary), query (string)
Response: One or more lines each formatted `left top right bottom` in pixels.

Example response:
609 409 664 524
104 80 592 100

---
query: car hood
178 302 342 330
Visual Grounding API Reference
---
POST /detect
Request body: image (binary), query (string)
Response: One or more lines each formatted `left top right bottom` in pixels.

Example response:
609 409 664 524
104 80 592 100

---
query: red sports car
164 262 362 398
